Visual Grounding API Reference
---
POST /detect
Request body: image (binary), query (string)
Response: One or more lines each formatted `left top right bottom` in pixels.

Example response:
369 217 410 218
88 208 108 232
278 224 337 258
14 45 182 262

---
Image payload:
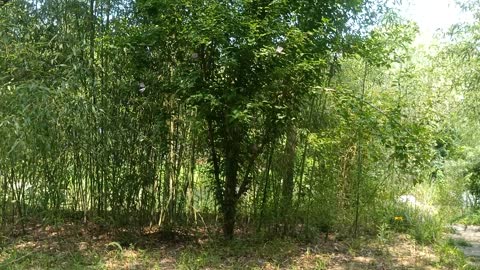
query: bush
408 213 443 244
386 201 444 244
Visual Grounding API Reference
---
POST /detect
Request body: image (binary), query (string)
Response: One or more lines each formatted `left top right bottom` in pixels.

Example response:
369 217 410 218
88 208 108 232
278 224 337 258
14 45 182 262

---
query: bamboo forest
3 0 480 269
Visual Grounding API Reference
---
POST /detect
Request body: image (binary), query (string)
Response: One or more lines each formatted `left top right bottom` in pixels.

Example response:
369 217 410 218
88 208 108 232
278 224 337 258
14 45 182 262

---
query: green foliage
466 163 480 204
6 0 480 267
435 239 473 270
376 222 393 245
456 209 480 225
0 0 474 251
408 213 443 244
375 185 445 245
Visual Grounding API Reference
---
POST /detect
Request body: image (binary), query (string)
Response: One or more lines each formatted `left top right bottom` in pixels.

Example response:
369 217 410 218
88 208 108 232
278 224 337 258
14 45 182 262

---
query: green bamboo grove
0 0 453 239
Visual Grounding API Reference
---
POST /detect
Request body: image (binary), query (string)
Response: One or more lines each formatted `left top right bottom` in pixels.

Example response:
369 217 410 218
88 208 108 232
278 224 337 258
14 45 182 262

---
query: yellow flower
394 216 404 221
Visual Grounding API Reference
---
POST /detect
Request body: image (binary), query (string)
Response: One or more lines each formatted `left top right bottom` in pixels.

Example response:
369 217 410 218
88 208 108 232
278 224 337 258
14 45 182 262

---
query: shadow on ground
0 222 443 269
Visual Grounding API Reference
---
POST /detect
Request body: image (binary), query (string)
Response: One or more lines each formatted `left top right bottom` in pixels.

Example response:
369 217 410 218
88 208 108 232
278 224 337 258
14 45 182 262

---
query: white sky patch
393 0 474 44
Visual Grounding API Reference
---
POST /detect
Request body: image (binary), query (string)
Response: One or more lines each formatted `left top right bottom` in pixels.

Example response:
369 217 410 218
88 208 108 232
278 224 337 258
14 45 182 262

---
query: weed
435 239 473 269
377 222 392 245
314 258 328 270
456 209 480 225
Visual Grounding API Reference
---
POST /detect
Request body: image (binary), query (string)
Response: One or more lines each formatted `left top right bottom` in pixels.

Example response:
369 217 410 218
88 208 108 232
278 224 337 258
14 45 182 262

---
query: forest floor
0 221 457 269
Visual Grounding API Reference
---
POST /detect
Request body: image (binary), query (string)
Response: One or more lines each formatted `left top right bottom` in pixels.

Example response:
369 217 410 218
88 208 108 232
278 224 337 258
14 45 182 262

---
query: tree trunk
281 125 297 233
222 193 237 239
222 124 240 239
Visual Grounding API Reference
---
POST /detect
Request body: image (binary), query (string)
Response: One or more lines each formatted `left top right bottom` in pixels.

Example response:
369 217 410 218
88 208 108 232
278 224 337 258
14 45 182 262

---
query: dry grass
0 221 453 269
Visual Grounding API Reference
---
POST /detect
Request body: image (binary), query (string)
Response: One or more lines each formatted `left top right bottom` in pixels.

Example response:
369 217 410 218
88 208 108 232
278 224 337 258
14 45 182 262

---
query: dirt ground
0 222 446 269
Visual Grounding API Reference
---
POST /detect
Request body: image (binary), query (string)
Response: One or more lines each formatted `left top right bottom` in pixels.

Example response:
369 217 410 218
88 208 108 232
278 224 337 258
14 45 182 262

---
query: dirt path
451 224 480 267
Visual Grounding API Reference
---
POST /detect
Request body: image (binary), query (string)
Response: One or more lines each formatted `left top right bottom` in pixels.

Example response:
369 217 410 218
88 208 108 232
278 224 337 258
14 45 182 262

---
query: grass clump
455 209 480 225
177 238 298 269
435 239 475 270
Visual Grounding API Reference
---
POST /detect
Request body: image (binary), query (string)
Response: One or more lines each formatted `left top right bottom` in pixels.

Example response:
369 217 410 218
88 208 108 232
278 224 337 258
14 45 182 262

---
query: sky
395 0 473 42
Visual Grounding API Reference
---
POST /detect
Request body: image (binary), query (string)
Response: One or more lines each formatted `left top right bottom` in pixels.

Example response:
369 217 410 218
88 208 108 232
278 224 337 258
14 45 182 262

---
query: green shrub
386 202 444 244
408 213 443 244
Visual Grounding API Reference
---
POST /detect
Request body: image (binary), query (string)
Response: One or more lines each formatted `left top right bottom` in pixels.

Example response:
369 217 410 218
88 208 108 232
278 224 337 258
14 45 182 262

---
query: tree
133 0 372 238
